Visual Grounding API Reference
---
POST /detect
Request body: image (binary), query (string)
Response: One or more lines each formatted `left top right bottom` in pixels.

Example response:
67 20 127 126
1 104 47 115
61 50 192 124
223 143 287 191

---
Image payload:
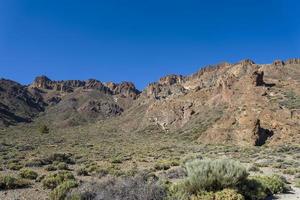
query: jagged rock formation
0 79 45 126
1 58 300 146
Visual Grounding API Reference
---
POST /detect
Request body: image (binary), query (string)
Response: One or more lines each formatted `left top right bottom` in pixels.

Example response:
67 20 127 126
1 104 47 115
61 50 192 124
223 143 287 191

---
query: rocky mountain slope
1 58 299 146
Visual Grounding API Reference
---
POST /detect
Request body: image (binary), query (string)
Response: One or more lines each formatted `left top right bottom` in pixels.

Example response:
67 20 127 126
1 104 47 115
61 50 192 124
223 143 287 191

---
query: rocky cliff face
1 58 299 146
0 79 45 126
115 58 300 146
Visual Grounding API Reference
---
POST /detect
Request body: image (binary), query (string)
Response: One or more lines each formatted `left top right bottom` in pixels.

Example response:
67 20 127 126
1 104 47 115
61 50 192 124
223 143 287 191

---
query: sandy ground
0 187 48 200
268 186 300 200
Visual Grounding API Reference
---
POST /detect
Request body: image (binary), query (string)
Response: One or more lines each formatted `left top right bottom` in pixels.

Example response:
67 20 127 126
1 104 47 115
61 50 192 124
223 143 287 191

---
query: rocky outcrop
32 75 85 92
159 75 184 85
32 76 140 98
252 119 273 146
144 82 186 99
0 79 45 126
273 60 285 66
286 58 300 64
251 71 264 86
84 79 111 93
78 100 123 116
239 59 255 66
105 82 140 99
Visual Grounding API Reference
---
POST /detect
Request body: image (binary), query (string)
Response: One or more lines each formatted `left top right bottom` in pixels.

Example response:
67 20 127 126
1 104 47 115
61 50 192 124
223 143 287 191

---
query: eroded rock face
84 79 111 93
1 58 300 146
159 75 184 85
33 76 52 89
273 60 285 66
32 76 140 98
105 82 140 99
251 71 264 86
32 76 85 92
0 79 45 125
252 119 273 146
78 100 123 116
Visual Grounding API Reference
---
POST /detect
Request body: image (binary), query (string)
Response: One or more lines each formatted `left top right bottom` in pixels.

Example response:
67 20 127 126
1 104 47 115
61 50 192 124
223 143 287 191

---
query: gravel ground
0 187 48 200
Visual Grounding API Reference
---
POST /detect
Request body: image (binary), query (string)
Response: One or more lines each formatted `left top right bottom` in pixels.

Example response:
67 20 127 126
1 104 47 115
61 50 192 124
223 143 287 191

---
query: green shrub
0 175 30 189
19 168 38 180
214 189 244 200
46 153 75 164
46 165 57 171
154 162 171 171
238 178 269 200
57 162 69 170
185 159 248 192
154 160 180 171
248 165 260 172
76 168 89 176
49 180 78 200
42 171 75 189
252 175 289 194
111 157 122 164
283 168 299 175
190 191 214 200
7 162 23 170
39 124 50 134
67 173 166 200
239 175 289 200
183 189 244 200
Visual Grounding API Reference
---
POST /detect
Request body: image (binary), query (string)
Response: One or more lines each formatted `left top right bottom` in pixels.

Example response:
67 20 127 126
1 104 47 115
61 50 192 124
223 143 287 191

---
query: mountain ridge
1 58 299 146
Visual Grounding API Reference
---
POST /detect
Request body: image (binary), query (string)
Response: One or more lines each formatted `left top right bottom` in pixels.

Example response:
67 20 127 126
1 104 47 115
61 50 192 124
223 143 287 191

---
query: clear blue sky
0 0 299 89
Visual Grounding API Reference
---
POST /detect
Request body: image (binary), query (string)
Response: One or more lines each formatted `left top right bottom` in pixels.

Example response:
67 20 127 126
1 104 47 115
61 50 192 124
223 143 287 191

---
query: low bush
19 168 38 180
46 165 57 171
57 162 69 170
252 175 289 194
7 162 23 170
25 158 45 167
214 189 244 200
238 175 289 200
238 177 270 200
49 180 78 200
45 153 75 164
39 124 50 134
168 187 244 200
0 175 30 189
67 172 166 200
42 171 75 189
76 168 89 176
248 165 260 172
185 159 248 192
154 160 179 171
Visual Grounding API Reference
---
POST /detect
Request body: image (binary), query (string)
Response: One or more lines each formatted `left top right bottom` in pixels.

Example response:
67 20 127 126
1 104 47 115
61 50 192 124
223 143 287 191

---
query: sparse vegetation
42 171 75 189
67 173 166 200
7 162 23 170
19 168 38 180
39 124 50 134
49 180 78 200
0 175 30 189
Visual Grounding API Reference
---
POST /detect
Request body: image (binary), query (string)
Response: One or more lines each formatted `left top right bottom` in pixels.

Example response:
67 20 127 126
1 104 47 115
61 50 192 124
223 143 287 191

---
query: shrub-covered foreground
168 159 289 200
64 159 289 200
41 171 78 200
67 172 167 200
